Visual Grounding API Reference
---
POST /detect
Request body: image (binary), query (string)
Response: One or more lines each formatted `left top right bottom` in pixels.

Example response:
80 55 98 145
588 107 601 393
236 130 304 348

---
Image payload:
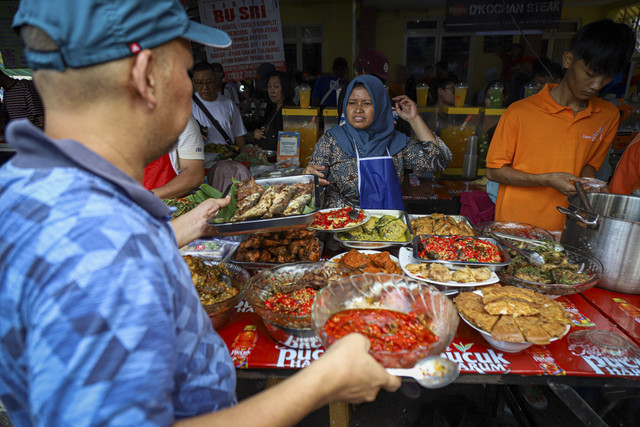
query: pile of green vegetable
337 215 410 242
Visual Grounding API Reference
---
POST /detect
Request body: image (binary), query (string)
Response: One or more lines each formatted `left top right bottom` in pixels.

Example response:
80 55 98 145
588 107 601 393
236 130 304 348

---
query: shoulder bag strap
192 94 234 145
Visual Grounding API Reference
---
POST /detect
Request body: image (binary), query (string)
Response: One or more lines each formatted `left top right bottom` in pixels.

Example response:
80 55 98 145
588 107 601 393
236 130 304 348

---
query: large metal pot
557 193 640 294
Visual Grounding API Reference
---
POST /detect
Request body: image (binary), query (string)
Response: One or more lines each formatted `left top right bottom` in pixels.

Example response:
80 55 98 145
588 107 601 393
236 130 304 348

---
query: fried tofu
492 316 526 342
484 298 540 317
454 292 500 332
514 316 552 345
454 285 571 346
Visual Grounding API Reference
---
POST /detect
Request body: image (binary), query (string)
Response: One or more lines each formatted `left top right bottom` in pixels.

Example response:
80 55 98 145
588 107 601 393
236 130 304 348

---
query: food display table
581 287 640 347
214 240 640 426
217 293 640 385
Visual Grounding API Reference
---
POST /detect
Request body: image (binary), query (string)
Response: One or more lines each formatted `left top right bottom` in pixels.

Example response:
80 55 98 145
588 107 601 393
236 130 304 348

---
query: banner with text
198 0 285 82
445 0 563 32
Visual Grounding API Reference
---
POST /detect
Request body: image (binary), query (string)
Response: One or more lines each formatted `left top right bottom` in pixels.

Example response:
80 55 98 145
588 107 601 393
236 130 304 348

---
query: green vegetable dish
337 215 410 242
504 242 590 285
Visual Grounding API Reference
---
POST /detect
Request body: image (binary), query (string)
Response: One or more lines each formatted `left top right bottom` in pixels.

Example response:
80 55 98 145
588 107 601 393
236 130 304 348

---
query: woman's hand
253 128 266 140
303 164 329 186
393 95 419 122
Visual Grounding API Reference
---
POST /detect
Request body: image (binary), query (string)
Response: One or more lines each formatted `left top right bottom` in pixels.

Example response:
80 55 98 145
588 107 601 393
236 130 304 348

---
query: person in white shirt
144 115 205 199
191 61 246 148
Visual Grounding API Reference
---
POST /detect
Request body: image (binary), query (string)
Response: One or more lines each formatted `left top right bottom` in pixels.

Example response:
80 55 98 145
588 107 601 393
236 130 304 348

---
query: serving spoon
386 356 460 389
489 231 545 266
347 207 361 220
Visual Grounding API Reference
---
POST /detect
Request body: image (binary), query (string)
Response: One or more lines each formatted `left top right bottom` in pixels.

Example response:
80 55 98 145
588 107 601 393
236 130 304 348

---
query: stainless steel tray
207 174 319 236
333 209 412 249
229 240 324 270
407 214 475 236
412 235 511 271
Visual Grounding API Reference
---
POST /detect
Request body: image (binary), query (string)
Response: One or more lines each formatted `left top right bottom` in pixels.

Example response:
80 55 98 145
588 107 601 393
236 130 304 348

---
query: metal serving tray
229 241 324 270
412 235 511 271
407 214 476 236
333 209 412 249
207 174 320 236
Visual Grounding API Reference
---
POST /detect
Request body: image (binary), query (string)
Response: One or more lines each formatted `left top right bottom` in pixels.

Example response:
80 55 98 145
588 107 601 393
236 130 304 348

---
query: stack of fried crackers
454 285 571 344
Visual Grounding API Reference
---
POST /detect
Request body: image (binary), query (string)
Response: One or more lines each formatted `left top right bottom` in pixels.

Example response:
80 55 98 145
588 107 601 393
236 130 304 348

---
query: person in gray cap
0 1 400 426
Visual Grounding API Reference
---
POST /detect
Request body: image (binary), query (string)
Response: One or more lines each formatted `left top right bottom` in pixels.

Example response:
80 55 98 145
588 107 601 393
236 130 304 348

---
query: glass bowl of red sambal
311 273 459 368
245 261 360 347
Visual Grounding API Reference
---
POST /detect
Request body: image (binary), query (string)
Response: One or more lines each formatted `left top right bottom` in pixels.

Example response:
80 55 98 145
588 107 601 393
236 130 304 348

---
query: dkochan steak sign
198 0 285 82
445 0 562 32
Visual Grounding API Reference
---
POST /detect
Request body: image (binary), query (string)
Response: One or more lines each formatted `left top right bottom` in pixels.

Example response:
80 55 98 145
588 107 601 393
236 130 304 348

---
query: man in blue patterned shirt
0 1 400 426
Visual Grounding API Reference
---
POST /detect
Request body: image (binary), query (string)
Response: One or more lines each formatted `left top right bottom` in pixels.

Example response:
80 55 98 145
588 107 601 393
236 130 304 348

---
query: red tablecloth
581 287 640 347
215 291 640 379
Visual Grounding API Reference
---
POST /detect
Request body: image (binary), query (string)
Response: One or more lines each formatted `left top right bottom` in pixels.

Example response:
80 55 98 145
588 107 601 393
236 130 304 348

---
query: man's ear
562 51 574 70
130 50 157 110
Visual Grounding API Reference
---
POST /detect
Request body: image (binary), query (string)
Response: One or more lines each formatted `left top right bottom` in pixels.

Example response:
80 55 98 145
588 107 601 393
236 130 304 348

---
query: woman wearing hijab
304 75 452 209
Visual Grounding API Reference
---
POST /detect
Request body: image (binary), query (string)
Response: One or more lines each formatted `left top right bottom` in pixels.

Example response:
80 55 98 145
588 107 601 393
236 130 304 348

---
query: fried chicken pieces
454 285 571 345
235 229 321 263
335 249 402 274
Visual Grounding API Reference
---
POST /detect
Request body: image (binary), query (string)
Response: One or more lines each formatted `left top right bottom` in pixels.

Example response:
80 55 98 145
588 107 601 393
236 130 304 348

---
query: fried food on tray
410 214 475 236
335 249 402 274
235 230 320 263
454 285 571 344
230 179 313 223
405 263 491 284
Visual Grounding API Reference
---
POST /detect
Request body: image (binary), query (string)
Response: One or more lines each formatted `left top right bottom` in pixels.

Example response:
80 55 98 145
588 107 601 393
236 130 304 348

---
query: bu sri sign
445 0 563 32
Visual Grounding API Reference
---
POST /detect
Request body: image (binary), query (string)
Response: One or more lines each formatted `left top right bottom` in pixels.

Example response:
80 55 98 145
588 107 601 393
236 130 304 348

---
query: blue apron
355 142 404 210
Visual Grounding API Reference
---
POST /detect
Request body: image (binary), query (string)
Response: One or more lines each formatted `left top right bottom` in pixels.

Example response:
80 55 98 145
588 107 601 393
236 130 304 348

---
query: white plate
398 247 499 287
308 208 370 232
459 290 570 353
329 249 400 268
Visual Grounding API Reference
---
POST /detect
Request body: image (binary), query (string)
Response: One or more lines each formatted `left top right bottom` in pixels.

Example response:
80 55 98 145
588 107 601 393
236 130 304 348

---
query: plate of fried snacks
398 247 498 287
329 249 402 275
408 214 475 236
308 207 369 232
334 209 412 249
207 175 319 236
453 285 572 352
231 229 322 268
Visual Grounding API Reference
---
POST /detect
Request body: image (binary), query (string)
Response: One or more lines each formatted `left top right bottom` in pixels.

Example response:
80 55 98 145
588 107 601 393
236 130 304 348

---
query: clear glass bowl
195 261 251 330
497 244 604 296
245 261 360 346
311 273 459 368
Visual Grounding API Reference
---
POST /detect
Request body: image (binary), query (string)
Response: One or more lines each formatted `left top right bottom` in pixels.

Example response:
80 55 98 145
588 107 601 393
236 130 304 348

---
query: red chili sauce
418 236 503 263
264 287 318 317
311 207 365 230
323 308 437 352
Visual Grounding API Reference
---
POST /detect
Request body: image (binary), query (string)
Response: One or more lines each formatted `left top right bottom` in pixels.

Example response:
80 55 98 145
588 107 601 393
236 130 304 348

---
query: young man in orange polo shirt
486 19 635 231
